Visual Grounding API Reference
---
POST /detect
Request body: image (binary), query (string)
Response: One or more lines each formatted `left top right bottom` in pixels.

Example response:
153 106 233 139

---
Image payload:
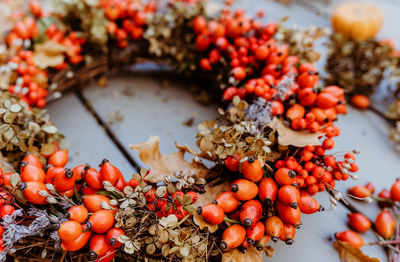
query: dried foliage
51 0 108 56
196 96 282 165
325 33 399 96
143 1 207 74
130 136 212 183
333 241 379 262
102 168 219 262
276 20 329 63
33 40 66 69
0 92 63 167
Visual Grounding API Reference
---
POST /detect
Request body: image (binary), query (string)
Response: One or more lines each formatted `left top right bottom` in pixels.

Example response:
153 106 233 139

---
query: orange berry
58 220 82 241
336 230 364 248
220 224 246 249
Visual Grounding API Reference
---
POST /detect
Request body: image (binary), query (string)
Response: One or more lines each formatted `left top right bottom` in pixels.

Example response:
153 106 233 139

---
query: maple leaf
129 136 213 183
268 118 321 147
33 40 66 69
333 241 380 262
222 246 263 262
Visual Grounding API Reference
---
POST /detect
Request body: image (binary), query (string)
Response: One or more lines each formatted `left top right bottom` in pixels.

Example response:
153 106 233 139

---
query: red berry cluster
8 50 48 108
199 143 359 253
193 11 347 135
129 172 198 220
100 0 156 48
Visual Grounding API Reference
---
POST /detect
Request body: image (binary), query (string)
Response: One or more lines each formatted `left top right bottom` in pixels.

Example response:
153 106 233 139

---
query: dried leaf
333 241 379 262
130 136 212 183
222 246 263 262
269 118 321 147
33 41 66 69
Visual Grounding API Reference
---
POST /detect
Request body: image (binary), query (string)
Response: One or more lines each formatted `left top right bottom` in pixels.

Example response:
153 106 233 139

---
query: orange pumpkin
331 2 383 40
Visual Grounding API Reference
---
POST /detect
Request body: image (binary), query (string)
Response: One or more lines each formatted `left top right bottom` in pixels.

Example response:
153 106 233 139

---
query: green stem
224 216 240 224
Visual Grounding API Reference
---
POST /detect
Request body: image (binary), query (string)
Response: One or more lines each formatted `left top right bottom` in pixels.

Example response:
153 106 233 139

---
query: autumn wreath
0 0 368 261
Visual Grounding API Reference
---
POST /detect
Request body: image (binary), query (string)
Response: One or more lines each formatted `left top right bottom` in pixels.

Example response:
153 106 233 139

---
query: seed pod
230 179 258 201
239 200 262 227
265 216 283 242
258 178 278 205
220 224 246 249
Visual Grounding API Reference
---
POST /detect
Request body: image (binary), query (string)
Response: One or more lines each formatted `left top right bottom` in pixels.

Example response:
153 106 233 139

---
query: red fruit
275 201 301 227
265 216 283 242
193 16 207 34
390 179 400 201
83 194 113 212
99 159 121 186
0 205 15 218
375 210 395 239
279 223 296 245
246 221 265 245
72 164 89 181
350 94 370 110
278 185 300 209
89 234 111 260
61 231 92 252
214 191 239 213
54 168 76 192
58 220 82 241
225 153 241 172
274 168 296 185
22 181 49 205
348 213 371 233
242 157 263 182
220 224 246 249
48 149 68 167
198 204 224 225
20 163 45 183
299 195 323 214
68 205 89 224
258 178 278 205
88 210 115 234
106 227 125 248
336 230 364 248
22 153 42 169
239 200 262 227
230 179 258 201
316 93 339 109
348 185 371 199
84 168 103 190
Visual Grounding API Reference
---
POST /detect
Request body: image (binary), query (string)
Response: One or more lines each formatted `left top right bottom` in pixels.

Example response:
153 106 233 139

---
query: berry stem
223 216 240 224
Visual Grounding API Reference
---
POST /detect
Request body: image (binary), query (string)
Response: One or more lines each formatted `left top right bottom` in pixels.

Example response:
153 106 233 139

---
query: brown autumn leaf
333 241 380 262
129 136 212 183
0 152 15 173
33 40 66 69
222 246 263 262
193 182 230 233
268 118 321 147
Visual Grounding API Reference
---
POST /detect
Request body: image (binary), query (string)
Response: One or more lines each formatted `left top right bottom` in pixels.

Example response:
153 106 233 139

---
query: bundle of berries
5 145 202 260
100 0 156 48
193 11 346 134
335 180 400 261
198 145 359 253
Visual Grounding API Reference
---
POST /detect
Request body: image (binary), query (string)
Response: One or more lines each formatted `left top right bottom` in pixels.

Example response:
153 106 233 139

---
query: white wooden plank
46 92 135 177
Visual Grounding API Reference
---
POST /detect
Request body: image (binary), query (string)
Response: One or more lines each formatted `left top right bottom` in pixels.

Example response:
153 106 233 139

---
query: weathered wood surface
46 0 400 261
